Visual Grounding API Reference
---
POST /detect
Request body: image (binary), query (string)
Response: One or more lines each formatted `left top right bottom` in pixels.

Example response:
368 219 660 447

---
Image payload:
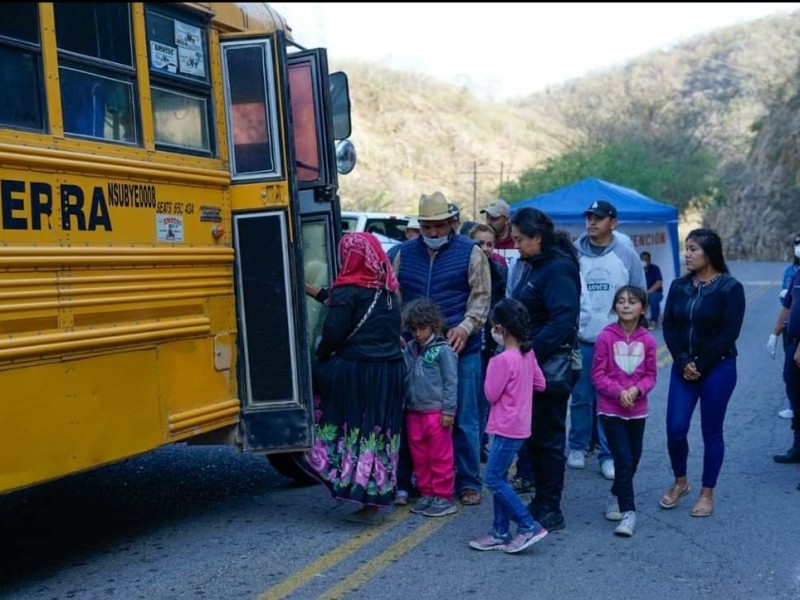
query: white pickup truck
340 211 410 253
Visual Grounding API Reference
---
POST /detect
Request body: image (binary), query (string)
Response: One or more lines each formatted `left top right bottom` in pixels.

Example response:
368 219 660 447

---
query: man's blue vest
397 235 481 354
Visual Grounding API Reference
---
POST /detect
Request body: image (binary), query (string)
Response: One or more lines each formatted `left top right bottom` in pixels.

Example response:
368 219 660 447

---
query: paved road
1 261 798 600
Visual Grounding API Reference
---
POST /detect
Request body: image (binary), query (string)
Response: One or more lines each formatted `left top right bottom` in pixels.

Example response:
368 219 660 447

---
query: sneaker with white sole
423 497 459 517
567 449 586 469
614 511 636 536
468 532 511 551
503 527 549 554
605 495 623 521
600 460 616 480
409 496 434 514
779 408 794 419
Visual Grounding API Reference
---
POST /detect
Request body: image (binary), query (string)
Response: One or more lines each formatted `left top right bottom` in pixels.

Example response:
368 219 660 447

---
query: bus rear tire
266 452 318 486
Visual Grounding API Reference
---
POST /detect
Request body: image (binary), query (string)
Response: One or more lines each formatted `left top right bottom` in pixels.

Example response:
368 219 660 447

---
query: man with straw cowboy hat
392 191 491 507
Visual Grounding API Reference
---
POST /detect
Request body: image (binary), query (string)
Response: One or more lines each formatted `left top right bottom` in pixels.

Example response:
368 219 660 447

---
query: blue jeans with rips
484 435 540 537
568 341 612 465
666 357 737 488
454 350 483 494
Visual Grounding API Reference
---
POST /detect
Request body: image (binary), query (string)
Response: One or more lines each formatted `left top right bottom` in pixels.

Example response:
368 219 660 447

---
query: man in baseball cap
480 199 514 251
568 198 645 481
582 200 618 220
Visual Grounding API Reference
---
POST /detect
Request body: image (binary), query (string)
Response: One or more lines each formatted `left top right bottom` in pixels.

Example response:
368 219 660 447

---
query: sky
273 2 800 101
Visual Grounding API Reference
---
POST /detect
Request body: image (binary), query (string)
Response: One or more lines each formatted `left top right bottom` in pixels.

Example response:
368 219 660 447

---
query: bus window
0 3 45 131
54 3 137 143
145 6 213 155
222 41 281 178
288 61 322 183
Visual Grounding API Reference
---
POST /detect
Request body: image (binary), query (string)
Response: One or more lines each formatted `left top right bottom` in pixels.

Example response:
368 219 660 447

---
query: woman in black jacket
509 208 581 532
659 228 745 517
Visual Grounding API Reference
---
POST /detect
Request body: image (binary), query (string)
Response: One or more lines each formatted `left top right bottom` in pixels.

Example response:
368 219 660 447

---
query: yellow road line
256 509 408 600
316 516 449 600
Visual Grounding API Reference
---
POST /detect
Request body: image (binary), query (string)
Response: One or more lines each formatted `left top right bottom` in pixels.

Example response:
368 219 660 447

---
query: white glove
780 289 788 300
767 333 779 358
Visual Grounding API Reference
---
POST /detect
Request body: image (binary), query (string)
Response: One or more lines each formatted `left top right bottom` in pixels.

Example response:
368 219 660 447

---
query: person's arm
315 288 354 359
590 332 624 399
693 280 746 375
662 280 693 371
455 246 491 337
635 334 659 397
440 346 459 420
304 283 330 303
531 351 546 392
483 353 508 405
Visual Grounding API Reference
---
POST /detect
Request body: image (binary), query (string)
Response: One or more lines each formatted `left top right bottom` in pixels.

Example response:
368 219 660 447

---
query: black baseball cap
583 200 618 219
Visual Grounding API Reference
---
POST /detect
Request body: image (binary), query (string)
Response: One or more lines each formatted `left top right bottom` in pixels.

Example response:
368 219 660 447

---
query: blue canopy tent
511 177 681 299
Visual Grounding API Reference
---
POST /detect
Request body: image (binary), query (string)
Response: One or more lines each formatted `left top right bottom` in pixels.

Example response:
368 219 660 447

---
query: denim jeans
484 435 538 536
648 291 664 323
600 415 645 513
666 357 737 488
453 351 482 493
568 341 612 464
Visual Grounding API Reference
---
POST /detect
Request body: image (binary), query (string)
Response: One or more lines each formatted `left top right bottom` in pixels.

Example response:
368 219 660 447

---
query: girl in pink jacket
469 298 548 554
591 285 658 537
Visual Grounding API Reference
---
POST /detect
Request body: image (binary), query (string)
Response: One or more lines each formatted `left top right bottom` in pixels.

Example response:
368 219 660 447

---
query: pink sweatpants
406 410 455 501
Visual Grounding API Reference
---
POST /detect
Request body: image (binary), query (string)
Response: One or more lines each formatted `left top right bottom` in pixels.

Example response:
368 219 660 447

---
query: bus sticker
156 214 184 242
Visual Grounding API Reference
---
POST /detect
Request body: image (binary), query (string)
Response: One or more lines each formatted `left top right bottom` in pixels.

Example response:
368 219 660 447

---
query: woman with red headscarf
300 232 404 524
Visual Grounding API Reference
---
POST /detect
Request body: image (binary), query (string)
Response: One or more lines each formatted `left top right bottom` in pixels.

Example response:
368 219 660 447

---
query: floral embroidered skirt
300 355 404 508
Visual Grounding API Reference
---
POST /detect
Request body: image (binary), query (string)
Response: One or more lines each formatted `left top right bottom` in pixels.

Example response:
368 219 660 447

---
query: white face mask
641 260 649 269
422 235 449 250
491 331 504 346
794 245 800 260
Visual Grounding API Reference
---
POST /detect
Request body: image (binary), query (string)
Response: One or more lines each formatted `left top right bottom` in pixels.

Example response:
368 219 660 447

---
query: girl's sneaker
605 496 623 521
615 511 636 537
409 496 434 514
468 532 510 551
503 527 548 554
422 497 458 517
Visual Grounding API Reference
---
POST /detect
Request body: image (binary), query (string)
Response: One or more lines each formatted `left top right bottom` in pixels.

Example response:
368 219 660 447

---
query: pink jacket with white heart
591 322 658 419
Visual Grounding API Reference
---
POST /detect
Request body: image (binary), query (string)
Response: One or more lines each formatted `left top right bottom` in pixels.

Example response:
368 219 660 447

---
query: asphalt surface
1 261 798 600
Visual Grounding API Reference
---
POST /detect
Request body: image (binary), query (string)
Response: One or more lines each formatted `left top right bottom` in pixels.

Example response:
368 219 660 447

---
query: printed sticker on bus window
157 214 184 242
150 41 178 74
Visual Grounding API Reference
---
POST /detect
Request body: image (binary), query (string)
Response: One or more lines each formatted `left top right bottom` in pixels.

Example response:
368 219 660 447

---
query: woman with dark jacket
659 228 745 518
301 232 405 525
509 208 581 532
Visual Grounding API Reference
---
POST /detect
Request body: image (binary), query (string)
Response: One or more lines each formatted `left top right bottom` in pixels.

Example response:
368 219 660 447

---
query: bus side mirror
329 71 351 140
336 139 356 175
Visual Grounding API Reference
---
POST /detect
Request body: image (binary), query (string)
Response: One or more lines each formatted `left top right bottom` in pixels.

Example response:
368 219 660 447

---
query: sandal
690 496 713 517
460 489 482 506
659 482 690 509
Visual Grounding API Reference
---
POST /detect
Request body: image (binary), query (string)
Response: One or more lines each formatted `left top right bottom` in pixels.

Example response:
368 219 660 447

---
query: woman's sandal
659 482 690 509
689 496 713 517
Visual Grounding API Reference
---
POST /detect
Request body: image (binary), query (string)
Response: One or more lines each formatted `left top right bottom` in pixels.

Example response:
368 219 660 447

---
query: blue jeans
568 341 612 464
648 291 663 323
600 415 645 513
454 351 482 494
484 435 539 536
666 357 737 488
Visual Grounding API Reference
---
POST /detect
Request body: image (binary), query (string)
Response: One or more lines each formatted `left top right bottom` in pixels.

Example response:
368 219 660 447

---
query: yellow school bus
0 2 354 494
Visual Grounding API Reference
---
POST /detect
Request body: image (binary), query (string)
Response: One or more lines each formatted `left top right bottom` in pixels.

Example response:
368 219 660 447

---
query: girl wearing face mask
469 298 548 553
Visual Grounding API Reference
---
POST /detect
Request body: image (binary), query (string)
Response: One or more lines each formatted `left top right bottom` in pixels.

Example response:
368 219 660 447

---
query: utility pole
458 161 514 219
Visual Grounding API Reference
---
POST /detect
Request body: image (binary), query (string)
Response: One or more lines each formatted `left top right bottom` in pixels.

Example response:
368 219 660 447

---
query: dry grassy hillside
328 10 800 250
329 61 570 220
